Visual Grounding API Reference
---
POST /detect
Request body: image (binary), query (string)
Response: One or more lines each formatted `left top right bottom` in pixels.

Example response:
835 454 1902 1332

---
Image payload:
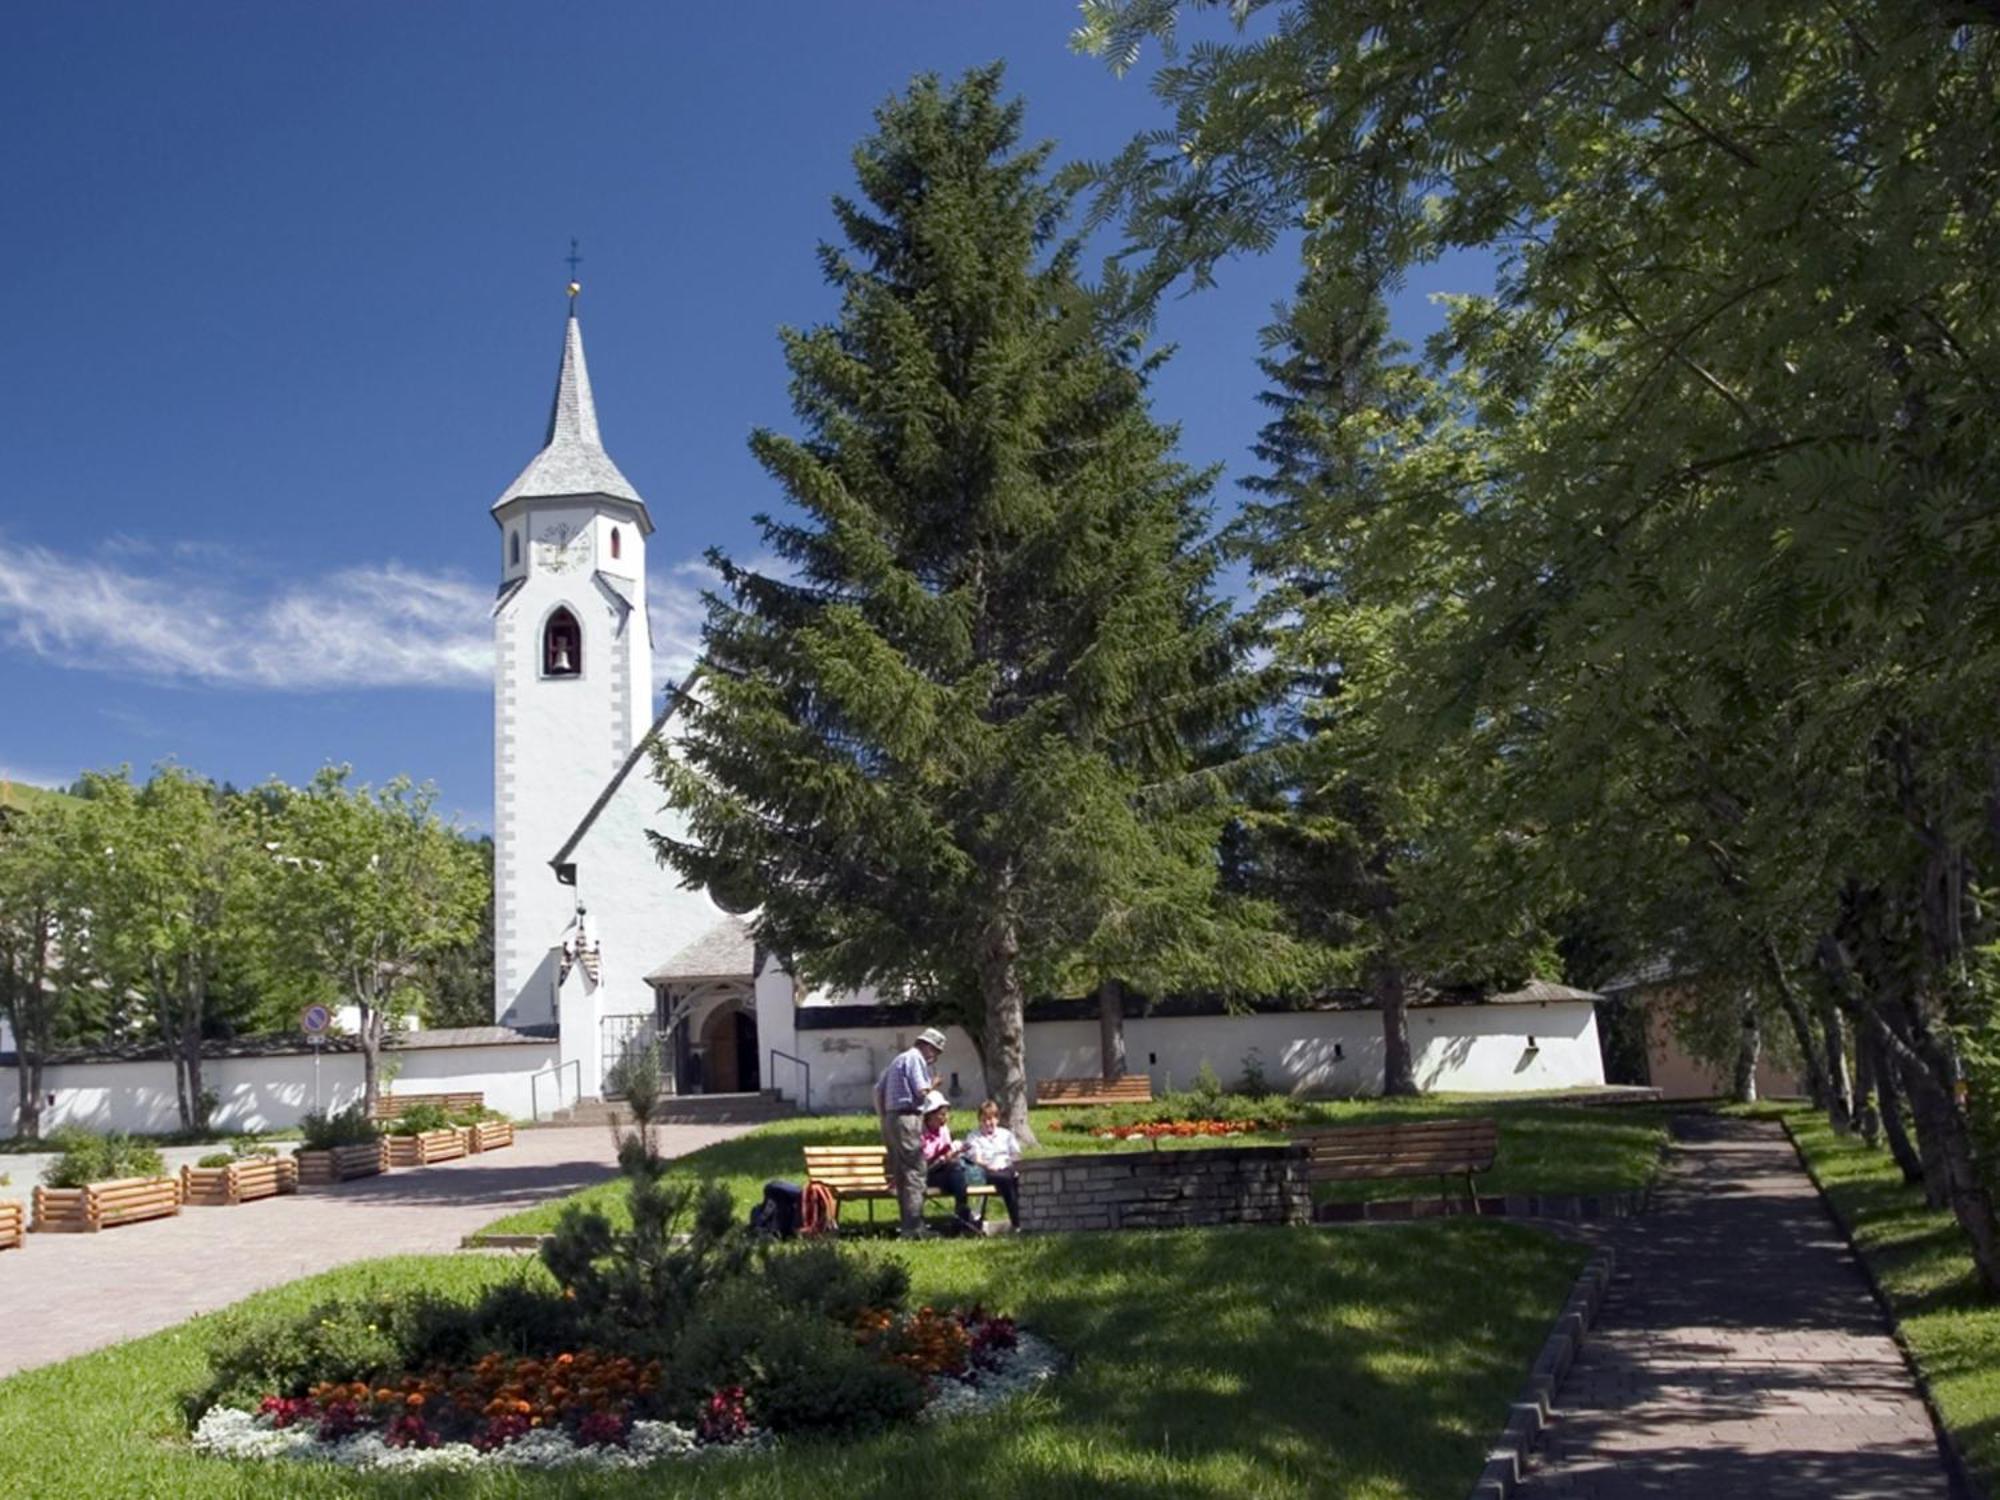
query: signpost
300 1004 331 1112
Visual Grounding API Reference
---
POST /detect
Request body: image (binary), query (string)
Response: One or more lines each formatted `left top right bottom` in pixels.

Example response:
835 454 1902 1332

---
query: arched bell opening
542 607 582 677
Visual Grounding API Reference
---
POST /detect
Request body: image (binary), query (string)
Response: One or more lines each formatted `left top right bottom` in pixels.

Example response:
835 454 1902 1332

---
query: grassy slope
0 1225 1584 1500
484 1096 1670 1238
1782 1108 2000 1493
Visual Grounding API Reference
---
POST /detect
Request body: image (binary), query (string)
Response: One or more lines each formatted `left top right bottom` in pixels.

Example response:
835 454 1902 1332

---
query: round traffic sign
300 1004 332 1036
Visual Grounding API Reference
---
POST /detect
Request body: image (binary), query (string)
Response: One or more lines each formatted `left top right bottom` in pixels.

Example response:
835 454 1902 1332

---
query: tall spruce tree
655 67 1268 1139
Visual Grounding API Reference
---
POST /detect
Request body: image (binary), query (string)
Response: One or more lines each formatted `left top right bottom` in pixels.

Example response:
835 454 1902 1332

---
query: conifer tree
656 67 1271 1138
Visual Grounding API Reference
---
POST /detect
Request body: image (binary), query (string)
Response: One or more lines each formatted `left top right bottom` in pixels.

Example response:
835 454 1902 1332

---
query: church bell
550 640 574 673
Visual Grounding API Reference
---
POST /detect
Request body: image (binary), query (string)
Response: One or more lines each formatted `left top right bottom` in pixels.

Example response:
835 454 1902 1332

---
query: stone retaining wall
1017 1144 1311 1232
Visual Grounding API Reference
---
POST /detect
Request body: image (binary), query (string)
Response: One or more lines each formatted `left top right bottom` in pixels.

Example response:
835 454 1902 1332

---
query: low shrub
41 1130 167 1188
298 1105 378 1152
1049 1088 1305 1134
196 1152 236 1170
197 1139 279 1169
381 1102 454 1137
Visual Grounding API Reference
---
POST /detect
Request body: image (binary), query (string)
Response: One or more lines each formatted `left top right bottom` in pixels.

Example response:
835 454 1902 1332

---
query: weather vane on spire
566 238 583 302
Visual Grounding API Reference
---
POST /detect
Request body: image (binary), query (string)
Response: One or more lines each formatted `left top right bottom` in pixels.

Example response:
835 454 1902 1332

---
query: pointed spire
493 303 652 530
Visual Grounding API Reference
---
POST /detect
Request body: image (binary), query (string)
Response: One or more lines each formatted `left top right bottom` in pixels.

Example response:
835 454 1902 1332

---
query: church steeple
492 304 652 531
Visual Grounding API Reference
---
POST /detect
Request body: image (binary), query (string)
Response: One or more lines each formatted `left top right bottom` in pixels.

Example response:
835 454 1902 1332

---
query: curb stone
1465 1245 1615 1500
1780 1117 1979 1500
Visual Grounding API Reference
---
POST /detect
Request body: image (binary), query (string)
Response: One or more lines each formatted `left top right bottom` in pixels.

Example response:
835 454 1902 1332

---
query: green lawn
0 1223 1584 1499
1781 1108 2000 1493
481 1095 1669 1238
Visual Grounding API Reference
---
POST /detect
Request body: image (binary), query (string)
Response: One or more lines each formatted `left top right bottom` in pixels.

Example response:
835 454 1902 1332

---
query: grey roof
492 308 653 531
1485 978 1602 1006
1597 955 1681 994
646 915 755 983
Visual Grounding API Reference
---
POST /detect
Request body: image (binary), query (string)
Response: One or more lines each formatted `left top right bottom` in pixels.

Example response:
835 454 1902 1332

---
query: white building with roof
481 298 1611 1117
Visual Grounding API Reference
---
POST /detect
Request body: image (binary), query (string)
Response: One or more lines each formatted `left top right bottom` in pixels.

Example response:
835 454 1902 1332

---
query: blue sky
0 2 1482 830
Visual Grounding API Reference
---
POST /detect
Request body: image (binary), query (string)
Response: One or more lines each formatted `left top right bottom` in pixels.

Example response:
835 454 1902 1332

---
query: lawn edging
1467 1244 1615 1500
1781 1115 1981 1500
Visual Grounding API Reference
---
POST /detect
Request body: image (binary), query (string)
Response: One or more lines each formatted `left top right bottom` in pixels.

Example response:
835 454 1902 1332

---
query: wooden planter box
0 1199 22 1250
32 1175 181 1233
385 1127 466 1168
463 1119 514 1153
180 1155 299 1206
295 1140 389 1186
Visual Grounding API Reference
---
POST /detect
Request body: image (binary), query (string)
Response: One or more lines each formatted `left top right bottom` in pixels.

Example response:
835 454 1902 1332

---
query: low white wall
789 1000 1604 1112
0 1041 558 1136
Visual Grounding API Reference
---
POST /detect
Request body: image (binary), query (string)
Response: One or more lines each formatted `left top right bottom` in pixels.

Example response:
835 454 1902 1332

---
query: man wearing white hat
875 1026 948 1237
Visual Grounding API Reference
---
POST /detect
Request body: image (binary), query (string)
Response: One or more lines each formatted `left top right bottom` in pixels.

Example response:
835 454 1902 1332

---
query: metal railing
768 1048 812 1114
529 1059 583 1122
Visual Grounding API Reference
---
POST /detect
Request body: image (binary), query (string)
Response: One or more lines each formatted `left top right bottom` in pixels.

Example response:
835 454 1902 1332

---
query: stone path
0 1123 745 1379
1517 1115 1953 1499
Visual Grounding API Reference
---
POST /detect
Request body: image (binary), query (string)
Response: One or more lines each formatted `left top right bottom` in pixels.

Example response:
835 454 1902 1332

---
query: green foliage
381 1101 454 1136
192 1273 581 1415
195 1152 234 1169
655 65 1299 1133
41 1129 167 1188
254 767 485 1104
297 1104 378 1151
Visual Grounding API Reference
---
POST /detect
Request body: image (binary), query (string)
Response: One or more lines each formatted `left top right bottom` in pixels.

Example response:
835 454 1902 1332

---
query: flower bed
1057 1117 1271 1141
32 1175 181 1232
192 1312 1059 1475
463 1119 514 1153
295 1141 388 1187
182 1156 298 1207
384 1128 466 1168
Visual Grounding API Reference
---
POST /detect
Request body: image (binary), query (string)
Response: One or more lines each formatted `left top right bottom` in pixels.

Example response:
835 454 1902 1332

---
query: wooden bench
0 1199 22 1250
802 1145 997 1225
1033 1075 1154 1108
369 1090 484 1122
1294 1118 1500 1210
32 1175 182 1233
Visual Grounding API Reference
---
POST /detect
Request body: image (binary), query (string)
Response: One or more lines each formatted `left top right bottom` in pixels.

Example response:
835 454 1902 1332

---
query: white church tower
491 293 654 1028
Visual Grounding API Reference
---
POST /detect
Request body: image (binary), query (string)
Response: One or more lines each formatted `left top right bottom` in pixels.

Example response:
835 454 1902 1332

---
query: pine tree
655 67 1267 1139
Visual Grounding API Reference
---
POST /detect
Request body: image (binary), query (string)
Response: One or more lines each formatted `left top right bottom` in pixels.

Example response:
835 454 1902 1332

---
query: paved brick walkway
0 1123 744 1379
1517 1115 1953 1499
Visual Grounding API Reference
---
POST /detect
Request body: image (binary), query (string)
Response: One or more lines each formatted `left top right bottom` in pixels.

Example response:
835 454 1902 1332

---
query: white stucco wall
494 495 654 1033
786 1001 1605 1112
0 1041 558 1135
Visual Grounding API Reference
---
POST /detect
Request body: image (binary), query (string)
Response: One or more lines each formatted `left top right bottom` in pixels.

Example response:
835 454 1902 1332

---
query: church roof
492 306 654 531
647 915 755 983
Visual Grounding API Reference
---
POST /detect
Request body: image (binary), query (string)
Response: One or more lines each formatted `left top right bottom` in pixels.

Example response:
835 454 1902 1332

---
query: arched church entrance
655 980 758 1095
699 1003 760 1095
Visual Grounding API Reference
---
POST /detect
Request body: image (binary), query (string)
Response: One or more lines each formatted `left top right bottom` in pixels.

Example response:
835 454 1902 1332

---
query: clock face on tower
534 522 590 574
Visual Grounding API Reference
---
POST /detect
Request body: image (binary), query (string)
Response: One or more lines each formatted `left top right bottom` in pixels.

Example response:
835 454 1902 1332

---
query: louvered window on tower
543 608 582 677
610 526 622 560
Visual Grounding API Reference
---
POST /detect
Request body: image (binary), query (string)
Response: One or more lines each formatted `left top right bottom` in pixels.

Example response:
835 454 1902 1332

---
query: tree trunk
977 912 1036 1147
1851 1026 1880 1146
182 1028 207 1133
12 1049 40 1139
1375 962 1417 1097
359 1004 382 1115
1761 939 1827 1108
1097 978 1127 1080
1732 993 1761 1104
1875 1041 1924 1186
1899 1053 2000 1291
1819 993 1852 1132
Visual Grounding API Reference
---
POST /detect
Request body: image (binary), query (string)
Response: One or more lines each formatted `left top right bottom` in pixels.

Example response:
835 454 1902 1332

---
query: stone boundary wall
1017 1144 1311 1233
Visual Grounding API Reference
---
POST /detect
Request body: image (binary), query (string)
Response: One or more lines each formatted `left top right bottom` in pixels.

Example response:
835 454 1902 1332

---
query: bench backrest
1034 1075 1154 1106
1295 1118 1500 1181
369 1091 484 1121
803 1145 892 1195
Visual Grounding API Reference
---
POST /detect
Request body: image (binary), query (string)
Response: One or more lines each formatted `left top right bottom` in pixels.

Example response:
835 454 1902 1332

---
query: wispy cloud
0 539 724 695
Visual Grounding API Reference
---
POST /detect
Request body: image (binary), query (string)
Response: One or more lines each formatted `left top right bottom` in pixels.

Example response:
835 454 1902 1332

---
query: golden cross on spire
566 238 583 301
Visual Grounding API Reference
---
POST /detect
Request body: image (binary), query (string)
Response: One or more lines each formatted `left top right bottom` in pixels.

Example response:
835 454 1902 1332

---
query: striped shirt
876 1045 934 1113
